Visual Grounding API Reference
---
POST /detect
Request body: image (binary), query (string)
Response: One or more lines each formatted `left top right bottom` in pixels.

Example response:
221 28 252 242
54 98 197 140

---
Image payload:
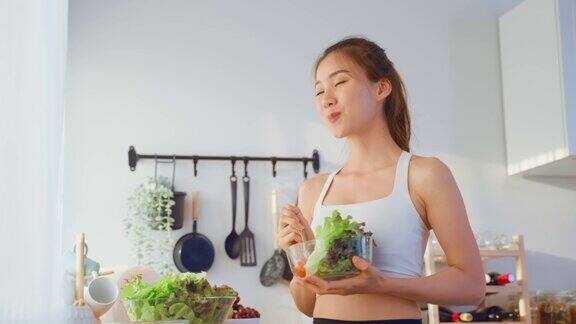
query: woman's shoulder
297 173 330 220
298 173 330 201
409 153 449 171
408 153 457 193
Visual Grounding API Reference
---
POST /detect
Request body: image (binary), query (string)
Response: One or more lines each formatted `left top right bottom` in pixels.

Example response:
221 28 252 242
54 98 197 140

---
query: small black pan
173 191 215 272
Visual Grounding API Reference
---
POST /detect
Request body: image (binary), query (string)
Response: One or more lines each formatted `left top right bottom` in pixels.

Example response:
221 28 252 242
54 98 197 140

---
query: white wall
65 1 576 323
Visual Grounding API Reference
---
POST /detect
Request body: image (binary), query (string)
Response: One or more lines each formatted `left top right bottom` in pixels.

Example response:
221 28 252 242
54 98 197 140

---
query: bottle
439 306 460 322
486 306 506 322
459 312 474 322
458 306 509 322
503 309 520 321
485 272 516 285
459 311 483 322
438 312 453 322
459 309 489 322
439 310 454 322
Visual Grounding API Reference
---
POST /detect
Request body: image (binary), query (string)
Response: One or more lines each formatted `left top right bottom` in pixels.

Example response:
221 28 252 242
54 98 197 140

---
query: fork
240 172 256 266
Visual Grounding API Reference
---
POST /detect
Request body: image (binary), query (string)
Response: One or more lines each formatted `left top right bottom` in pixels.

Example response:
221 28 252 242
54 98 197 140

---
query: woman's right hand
278 204 314 251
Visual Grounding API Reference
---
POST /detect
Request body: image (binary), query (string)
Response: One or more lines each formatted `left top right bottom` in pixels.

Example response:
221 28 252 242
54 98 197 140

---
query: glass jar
532 291 576 324
475 230 498 250
555 291 574 324
569 292 576 324
538 292 556 324
553 291 576 324
531 291 543 324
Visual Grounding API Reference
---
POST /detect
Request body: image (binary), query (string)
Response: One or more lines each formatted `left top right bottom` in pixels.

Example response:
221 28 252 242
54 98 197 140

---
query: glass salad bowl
122 296 237 324
286 235 373 281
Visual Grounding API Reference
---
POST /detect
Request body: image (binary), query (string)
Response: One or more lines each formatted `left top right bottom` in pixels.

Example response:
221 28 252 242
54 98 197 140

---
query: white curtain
0 0 68 322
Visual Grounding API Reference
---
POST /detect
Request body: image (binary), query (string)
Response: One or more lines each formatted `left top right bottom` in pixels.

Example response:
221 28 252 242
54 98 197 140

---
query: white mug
84 273 119 318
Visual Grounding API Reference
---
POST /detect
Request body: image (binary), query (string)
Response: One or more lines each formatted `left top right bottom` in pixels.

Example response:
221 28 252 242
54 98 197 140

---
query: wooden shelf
479 249 520 257
485 284 523 294
433 249 521 263
438 321 525 324
461 322 524 324
424 235 531 324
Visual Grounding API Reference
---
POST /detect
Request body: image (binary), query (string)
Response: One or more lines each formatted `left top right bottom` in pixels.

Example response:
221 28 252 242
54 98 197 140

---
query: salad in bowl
286 210 373 280
121 272 237 324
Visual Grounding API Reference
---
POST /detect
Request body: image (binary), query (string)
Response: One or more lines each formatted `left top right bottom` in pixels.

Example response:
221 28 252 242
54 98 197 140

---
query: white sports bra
311 151 429 278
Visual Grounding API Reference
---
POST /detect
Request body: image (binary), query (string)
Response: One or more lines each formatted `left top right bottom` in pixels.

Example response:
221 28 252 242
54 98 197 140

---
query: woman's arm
289 278 316 317
286 175 327 316
302 157 485 306
381 157 485 305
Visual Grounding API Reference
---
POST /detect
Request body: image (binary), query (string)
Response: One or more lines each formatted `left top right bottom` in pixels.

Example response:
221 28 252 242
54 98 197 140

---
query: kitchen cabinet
499 0 576 176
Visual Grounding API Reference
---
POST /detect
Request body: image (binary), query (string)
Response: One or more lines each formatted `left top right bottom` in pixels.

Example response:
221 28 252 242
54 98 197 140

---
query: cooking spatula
259 189 286 285
240 171 256 266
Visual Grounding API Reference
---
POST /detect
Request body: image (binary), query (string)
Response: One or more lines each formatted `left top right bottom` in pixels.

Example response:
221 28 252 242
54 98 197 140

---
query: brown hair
314 36 411 152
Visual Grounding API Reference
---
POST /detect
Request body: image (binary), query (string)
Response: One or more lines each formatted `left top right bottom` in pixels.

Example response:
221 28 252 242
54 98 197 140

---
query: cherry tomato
294 261 306 278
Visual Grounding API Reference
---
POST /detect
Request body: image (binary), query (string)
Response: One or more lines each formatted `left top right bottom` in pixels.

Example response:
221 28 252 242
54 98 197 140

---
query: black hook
128 146 138 171
271 158 277 177
231 158 236 177
193 156 198 177
154 154 158 182
243 158 249 178
312 149 320 174
171 155 176 190
303 160 308 179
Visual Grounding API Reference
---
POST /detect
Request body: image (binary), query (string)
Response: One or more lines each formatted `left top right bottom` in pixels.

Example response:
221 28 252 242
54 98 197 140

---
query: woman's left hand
294 256 386 296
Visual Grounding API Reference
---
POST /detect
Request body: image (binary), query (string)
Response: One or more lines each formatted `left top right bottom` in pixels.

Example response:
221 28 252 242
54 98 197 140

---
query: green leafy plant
125 176 176 275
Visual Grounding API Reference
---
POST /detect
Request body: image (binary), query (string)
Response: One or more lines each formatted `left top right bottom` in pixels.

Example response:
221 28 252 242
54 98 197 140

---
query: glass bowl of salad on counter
286 210 373 281
121 272 237 324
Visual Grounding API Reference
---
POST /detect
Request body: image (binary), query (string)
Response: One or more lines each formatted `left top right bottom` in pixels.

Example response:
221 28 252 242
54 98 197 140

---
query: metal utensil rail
128 145 320 178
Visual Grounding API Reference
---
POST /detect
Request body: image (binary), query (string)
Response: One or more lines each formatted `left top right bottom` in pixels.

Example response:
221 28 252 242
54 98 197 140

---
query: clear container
568 292 576 324
286 235 373 281
556 291 574 324
540 292 556 324
122 296 236 324
475 230 499 250
530 292 542 324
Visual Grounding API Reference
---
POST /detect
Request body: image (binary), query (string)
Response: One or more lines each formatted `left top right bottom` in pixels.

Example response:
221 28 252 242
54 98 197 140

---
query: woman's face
314 52 389 138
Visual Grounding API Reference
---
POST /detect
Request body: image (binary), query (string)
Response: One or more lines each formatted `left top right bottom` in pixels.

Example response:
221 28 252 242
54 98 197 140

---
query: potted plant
125 176 176 275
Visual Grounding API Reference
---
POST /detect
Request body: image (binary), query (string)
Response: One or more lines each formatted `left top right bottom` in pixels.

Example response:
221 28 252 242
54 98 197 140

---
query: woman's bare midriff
313 293 421 321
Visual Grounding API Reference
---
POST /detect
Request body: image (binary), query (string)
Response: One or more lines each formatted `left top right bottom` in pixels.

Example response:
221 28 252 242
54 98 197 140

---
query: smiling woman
278 36 485 324
312 38 410 148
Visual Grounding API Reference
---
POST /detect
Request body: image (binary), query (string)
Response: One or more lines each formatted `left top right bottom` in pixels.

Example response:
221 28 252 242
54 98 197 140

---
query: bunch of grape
231 297 260 319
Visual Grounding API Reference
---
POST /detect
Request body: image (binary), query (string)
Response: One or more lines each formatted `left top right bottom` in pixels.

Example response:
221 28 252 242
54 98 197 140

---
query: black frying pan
173 191 215 272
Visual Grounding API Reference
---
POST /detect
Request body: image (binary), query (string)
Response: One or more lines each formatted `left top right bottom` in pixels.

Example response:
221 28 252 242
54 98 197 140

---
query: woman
278 37 485 324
